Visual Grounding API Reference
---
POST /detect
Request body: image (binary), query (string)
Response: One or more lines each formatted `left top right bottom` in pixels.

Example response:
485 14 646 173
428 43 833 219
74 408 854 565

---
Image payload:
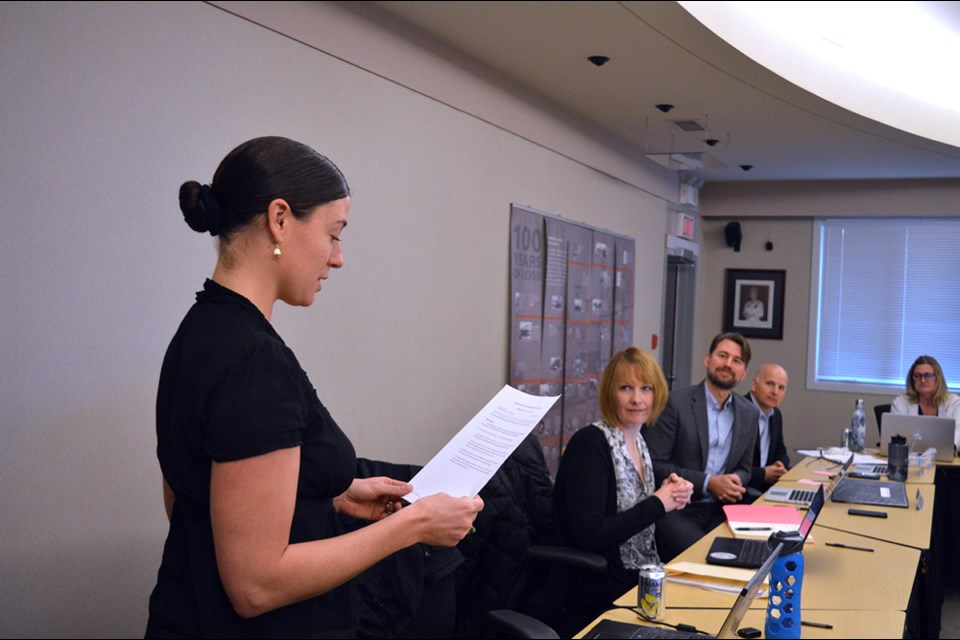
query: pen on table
825 542 874 552
735 527 772 531
801 620 834 629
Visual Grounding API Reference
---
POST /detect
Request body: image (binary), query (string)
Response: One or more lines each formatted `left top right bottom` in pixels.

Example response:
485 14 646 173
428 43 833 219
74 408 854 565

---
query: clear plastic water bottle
849 398 866 452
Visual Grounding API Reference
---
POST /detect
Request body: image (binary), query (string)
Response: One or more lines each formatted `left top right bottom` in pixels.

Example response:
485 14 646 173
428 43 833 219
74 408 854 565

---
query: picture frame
722 269 785 340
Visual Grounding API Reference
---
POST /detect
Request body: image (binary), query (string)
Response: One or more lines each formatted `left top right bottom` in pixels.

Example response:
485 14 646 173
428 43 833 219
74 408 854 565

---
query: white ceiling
361 0 960 183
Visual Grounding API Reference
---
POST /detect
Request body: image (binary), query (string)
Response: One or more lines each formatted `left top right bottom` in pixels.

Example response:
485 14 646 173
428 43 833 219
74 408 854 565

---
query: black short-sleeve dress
145 280 358 638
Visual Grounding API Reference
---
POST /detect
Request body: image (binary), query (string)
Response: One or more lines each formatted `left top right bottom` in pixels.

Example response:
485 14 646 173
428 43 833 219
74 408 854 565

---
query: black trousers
654 501 726 562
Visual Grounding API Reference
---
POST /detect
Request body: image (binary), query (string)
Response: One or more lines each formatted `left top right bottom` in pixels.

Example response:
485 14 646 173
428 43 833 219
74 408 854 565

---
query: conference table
772 452 944 637
781 451 936 484
935 457 960 588
576 606 905 639
575 453 945 639
767 454 935 550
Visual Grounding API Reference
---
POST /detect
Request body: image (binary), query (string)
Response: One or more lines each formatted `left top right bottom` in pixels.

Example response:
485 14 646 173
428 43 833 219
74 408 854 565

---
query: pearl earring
273 245 282 258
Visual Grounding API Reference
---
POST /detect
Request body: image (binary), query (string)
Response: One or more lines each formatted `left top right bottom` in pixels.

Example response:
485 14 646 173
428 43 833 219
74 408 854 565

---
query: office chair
459 432 608 639
347 458 465 639
486 610 559 639
486 545 607 639
874 403 892 447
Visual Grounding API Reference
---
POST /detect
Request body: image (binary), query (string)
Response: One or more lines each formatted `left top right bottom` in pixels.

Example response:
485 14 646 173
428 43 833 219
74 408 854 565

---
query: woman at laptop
891 355 960 451
553 348 693 626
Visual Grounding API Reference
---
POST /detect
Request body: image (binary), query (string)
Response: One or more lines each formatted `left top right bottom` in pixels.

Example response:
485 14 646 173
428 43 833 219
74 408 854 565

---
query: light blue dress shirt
703 381 735 497
750 394 774 467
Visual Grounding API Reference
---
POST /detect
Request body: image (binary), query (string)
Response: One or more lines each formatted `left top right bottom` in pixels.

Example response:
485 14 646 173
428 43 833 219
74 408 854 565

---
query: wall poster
509 204 635 477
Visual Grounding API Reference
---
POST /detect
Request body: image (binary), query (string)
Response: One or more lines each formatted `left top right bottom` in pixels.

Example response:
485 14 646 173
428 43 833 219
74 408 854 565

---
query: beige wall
5 3 955 637
700 178 960 218
0 2 676 636
694 216 897 452
695 178 960 451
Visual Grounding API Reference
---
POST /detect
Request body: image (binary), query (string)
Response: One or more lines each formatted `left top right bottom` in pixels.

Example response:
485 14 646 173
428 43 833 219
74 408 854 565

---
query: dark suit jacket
744 392 790 491
645 381 758 500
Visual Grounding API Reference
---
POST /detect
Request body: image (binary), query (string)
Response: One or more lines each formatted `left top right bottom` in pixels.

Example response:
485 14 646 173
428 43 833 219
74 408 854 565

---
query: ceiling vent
645 151 725 171
671 119 707 132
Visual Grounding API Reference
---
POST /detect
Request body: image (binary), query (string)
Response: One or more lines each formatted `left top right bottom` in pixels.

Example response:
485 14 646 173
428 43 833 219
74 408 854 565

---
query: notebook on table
706 484 824 569
763 453 853 505
829 475 909 508
580 544 783 639
880 413 956 462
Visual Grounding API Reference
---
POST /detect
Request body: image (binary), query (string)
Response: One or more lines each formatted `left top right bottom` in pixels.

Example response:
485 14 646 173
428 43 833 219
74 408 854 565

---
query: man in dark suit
645 333 759 561
744 364 790 500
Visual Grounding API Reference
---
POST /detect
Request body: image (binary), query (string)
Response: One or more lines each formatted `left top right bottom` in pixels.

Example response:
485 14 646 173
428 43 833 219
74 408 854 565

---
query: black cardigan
553 424 666 615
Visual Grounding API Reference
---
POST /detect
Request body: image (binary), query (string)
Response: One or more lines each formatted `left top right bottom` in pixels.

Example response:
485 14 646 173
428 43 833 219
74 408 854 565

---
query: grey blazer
645 381 759 500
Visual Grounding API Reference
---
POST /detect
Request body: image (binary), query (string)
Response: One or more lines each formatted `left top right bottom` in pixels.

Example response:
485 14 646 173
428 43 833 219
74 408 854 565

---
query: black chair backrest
874 403 892 446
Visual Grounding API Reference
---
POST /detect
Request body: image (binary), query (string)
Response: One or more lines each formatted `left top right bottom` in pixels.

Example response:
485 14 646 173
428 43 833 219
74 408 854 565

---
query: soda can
638 563 666 620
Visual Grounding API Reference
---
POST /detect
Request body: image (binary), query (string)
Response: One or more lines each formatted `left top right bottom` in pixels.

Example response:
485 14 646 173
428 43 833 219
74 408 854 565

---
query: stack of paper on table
664 561 768 595
796 448 886 464
722 503 806 539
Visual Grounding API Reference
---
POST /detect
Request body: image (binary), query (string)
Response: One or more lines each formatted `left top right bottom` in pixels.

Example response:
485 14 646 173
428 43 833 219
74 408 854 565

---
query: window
808 218 960 393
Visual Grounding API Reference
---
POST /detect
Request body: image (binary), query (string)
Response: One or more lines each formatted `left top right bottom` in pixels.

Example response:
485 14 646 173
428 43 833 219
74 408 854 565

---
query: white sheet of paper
796 448 885 464
404 385 560 502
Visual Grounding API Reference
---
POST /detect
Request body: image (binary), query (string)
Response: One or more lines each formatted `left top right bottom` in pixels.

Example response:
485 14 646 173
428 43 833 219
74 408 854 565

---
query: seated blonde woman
553 347 693 624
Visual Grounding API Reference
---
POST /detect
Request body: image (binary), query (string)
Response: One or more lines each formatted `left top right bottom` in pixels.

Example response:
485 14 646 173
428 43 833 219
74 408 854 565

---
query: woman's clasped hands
654 472 694 512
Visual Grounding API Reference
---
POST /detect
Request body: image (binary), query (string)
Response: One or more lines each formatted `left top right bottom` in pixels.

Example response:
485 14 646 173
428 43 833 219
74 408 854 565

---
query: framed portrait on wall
722 269 785 340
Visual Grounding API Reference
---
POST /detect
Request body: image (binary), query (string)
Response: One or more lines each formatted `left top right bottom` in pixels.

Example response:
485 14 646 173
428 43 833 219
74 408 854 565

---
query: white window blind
810 218 960 391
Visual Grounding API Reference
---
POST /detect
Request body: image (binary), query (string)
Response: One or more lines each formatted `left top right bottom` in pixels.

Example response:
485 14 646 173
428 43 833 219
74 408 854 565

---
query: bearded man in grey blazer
644 333 759 561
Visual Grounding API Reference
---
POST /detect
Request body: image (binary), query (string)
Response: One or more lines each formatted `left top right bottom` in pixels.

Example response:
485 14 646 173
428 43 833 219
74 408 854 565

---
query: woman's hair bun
179 181 223 236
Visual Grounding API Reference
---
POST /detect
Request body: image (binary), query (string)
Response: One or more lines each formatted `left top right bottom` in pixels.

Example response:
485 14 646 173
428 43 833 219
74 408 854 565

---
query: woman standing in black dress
146 137 483 638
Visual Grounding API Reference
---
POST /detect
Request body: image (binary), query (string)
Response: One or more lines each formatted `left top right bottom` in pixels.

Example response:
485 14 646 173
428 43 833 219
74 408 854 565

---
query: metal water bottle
888 433 908 481
849 398 866 452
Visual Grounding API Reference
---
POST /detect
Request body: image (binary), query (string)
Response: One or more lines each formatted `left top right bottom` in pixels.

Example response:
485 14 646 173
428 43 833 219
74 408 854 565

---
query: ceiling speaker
725 222 742 252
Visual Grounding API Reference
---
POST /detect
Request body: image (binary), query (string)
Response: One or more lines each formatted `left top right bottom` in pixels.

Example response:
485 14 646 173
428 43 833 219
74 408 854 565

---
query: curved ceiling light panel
678 1 960 148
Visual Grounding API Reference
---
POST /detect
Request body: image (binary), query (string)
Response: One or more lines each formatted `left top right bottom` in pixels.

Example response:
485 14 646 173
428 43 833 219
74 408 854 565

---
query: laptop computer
851 461 888 477
707 484 824 568
763 453 853 505
580 544 783 639
880 413 956 462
